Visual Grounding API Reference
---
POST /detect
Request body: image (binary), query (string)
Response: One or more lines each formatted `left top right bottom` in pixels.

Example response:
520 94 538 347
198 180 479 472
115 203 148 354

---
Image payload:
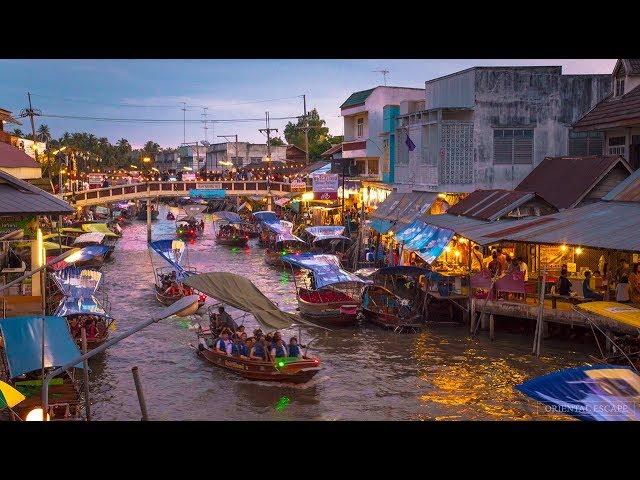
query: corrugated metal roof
602 168 640 202
419 214 507 246
0 169 74 216
573 84 640 131
370 191 437 231
0 142 40 168
321 143 342 157
340 88 375 109
446 189 538 220
628 59 640 74
397 192 438 225
487 201 640 252
515 155 631 209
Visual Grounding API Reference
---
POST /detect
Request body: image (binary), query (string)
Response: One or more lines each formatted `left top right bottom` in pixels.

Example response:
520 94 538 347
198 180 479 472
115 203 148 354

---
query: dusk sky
0 59 616 149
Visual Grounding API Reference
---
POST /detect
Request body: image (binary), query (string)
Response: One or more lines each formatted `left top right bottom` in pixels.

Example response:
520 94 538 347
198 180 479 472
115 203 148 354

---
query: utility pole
259 112 278 211
180 102 188 144
20 92 42 161
373 69 390 86
201 107 209 143
303 94 309 164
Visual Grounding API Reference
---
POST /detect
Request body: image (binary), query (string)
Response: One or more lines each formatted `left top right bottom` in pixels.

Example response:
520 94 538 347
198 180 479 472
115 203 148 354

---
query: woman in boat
215 330 231 355
86 317 98 340
288 337 301 359
250 334 268 361
231 333 250 358
271 338 288 358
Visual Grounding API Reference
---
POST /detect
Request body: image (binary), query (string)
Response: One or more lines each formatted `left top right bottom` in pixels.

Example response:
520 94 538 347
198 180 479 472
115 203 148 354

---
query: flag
405 134 416 152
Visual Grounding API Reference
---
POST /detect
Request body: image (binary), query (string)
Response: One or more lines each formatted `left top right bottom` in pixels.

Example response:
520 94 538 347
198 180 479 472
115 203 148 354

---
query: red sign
316 192 338 200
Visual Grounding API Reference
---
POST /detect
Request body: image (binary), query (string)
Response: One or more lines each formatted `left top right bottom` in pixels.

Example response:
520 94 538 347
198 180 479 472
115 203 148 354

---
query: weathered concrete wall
473 68 612 190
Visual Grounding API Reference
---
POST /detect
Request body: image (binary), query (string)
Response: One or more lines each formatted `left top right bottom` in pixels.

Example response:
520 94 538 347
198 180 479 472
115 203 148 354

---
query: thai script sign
195 182 222 190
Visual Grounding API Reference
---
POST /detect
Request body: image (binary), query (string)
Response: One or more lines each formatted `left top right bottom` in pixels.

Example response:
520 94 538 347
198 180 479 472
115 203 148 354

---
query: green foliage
268 136 286 146
283 108 341 160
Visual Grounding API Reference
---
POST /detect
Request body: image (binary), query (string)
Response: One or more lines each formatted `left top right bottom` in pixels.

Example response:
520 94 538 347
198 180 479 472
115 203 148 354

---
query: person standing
628 263 640 305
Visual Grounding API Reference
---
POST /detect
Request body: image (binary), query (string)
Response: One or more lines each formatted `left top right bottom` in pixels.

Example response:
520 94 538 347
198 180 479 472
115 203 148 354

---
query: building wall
206 143 287 170
0 166 41 180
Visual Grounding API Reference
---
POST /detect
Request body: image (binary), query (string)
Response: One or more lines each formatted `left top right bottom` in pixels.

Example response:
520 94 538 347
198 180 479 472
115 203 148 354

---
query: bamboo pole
81 327 91 421
131 366 149 421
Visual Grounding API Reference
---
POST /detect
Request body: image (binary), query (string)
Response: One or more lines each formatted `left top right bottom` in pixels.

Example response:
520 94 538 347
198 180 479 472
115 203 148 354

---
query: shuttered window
494 129 534 164
568 131 604 156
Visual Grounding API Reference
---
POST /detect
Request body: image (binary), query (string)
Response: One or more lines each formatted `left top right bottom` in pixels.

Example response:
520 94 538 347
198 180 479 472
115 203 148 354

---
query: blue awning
395 220 426 242
369 218 394 234
149 239 191 280
188 189 225 198
53 245 111 270
414 228 455 265
0 316 84 378
212 211 242 223
516 365 640 421
404 224 440 251
51 267 102 298
282 253 366 288
55 296 111 318
305 226 349 243
276 233 306 244
252 211 279 224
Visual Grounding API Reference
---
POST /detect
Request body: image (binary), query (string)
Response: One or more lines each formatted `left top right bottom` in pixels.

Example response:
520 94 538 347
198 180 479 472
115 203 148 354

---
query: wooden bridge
63 180 300 207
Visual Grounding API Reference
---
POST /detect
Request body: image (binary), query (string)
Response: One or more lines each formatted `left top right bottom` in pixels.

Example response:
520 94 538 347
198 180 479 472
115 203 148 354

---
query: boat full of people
212 211 250 247
283 253 366 327
184 271 323 384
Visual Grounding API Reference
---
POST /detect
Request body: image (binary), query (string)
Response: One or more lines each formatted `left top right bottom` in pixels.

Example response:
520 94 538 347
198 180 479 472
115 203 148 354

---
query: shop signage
189 189 225 198
313 174 339 194
195 182 222 190
182 173 196 181
291 181 307 191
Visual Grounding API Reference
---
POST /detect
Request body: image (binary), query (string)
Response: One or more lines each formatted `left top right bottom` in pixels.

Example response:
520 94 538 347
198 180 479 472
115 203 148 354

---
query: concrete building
177 144 207 172
154 149 181 172
393 66 612 193
340 86 425 182
573 59 640 170
205 142 287 171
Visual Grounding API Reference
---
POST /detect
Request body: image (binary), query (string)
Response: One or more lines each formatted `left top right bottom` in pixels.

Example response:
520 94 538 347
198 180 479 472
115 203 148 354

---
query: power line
38 113 301 123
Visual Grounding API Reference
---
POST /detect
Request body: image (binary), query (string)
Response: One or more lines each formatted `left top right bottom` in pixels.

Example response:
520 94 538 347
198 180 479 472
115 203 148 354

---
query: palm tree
12 128 23 137
37 124 52 143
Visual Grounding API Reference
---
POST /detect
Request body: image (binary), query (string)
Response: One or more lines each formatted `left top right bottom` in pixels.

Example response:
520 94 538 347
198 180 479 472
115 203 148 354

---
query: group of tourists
201 306 303 361
483 248 528 280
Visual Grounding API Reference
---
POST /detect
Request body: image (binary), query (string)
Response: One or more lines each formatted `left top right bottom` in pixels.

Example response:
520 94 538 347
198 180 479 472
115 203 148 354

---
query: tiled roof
603 168 640 202
321 143 342 157
573 84 640 131
340 88 375 109
446 189 544 221
515 155 631 209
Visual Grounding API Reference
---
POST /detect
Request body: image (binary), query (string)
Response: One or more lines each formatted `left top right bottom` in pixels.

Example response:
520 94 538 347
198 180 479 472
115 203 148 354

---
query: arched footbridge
63 181 303 207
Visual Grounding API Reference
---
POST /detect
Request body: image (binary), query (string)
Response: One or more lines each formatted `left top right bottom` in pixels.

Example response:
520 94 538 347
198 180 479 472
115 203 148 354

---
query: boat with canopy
0 315 85 421
183 272 323 383
516 365 640 421
51 267 114 348
282 253 366 327
260 220 306 267
49 245 111 270
135 201 158 221
305 226 351 261
148 239 206 307
212 211 250 247
361 266 436 332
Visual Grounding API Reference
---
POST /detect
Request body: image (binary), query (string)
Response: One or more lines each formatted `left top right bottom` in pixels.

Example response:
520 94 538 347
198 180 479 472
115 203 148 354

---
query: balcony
342 139 367 159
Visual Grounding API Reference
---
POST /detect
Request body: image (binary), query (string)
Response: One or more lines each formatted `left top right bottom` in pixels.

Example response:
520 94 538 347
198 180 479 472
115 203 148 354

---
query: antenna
372 69 390 86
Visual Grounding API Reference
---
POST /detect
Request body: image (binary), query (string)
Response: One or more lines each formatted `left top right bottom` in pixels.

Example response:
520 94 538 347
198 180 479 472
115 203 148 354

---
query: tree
37 124 52 143
12 128 23 137
283 108 340 160
143 140 161 160
268 137 286 146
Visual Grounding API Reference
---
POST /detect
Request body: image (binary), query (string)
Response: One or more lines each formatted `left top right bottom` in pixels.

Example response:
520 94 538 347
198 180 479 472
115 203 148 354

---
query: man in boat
271 338 288 358
250 334 268 361
288 337 302 358
214 330 231 355
231 333 249 358
216 305 238 331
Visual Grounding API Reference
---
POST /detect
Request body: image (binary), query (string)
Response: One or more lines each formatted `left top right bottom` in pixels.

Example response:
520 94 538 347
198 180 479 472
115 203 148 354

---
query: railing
63 181 293 205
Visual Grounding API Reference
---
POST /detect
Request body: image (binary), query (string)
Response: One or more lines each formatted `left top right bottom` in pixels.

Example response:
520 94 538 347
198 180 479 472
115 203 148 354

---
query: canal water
90 206 595 421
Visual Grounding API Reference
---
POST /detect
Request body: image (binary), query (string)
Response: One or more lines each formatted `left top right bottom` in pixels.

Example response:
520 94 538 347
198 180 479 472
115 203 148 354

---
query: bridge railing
64 181 299 204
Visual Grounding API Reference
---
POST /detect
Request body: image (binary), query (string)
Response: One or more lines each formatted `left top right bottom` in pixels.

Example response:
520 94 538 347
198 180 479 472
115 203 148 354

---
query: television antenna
373 69 390 86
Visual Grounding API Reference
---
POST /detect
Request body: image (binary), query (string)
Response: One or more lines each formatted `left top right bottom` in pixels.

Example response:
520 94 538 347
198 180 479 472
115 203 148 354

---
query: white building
340 86 425 181
206 142 287 171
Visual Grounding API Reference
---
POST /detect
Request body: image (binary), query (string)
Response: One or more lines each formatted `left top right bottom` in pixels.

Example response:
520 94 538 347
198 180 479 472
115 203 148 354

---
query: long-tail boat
184 271 322 384
283 253 366 327
212 211 250 247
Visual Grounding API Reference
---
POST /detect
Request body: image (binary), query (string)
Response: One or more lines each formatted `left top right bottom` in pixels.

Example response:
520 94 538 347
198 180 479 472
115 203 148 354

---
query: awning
276 233 306 244
282 253 366 288
516 365 640 421
183 272 321 331
211 211 242 223
55 296 111 318
369 218 394 234
73 232 105 246
275 197 290 207
395 192 438 229
305 226 349 243
252 211 279 224
51 267 102 297
370 192 404 221
419 214 500 246
182 204 208 216
413 227 455 265
148 239 188 278
369 192 437 233
0 316 84 379
82 223 120 238
51 245 111 270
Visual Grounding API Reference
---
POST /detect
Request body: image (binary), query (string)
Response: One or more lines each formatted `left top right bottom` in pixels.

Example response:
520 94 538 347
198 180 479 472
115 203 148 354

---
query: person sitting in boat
271 338 288 358
86 318 98 339
215 330 230 355
165 282 183 298
216 305 238 331
231 333 249 358
288 337 301 359
236 325 246 336
250 334 268 361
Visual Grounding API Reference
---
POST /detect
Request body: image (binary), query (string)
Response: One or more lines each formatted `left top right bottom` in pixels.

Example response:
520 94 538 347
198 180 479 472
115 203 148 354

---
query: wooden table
545 294 597 309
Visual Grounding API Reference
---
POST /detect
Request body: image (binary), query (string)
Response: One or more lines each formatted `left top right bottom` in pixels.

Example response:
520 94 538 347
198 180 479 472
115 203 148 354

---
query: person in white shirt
518 257 528 281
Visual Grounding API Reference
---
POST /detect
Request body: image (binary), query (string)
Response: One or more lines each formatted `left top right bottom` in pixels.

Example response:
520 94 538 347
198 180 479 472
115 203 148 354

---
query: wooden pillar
470 297 476 333
480 312 488 330
489 314 495 341
146 198 152 243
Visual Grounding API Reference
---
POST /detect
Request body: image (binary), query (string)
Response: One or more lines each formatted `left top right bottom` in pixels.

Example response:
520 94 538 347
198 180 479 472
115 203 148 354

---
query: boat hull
297 290 360 327
362 307 423 331
216 236 249 247
196 347 321 384
155 285 205 308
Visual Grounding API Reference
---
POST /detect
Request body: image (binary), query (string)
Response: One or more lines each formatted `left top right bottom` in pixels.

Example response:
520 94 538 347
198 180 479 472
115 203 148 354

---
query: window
493 128 534 164
568 130 604 156
608 136 626 155
615 77 625 97
357 118 364 138
367 158 379 175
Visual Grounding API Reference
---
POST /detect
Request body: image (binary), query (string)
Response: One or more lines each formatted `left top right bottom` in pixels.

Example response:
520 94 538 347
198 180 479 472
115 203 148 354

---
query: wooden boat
193 328 321 384
10 373 84 421
167 212 176 220
136 208 159 221
155 278 206 307
283 253 366 327
215 222 249 247
67 314 112 348
361 266 430 332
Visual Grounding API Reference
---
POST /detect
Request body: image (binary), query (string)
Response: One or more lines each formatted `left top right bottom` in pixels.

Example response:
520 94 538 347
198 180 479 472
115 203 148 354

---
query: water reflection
89 205 592 420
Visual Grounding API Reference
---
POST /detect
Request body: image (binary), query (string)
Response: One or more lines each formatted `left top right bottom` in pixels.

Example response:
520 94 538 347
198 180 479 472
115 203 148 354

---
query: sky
0 59 616 149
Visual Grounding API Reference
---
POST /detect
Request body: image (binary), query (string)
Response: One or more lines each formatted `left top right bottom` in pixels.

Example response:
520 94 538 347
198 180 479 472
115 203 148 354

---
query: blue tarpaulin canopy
305 226 349 243
395 220 426 242
516 365 640 421
276 233 306 244
252 211 278 224
0 316 84 378
149 239 191 279
211 211 242 223
369 218 394 234
55 296 111 318
51 267 102 298
414 228 454 265
264 220 294 235
53 245 111 270
394 222 455 265
188 189 225 198
282 253 366 289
